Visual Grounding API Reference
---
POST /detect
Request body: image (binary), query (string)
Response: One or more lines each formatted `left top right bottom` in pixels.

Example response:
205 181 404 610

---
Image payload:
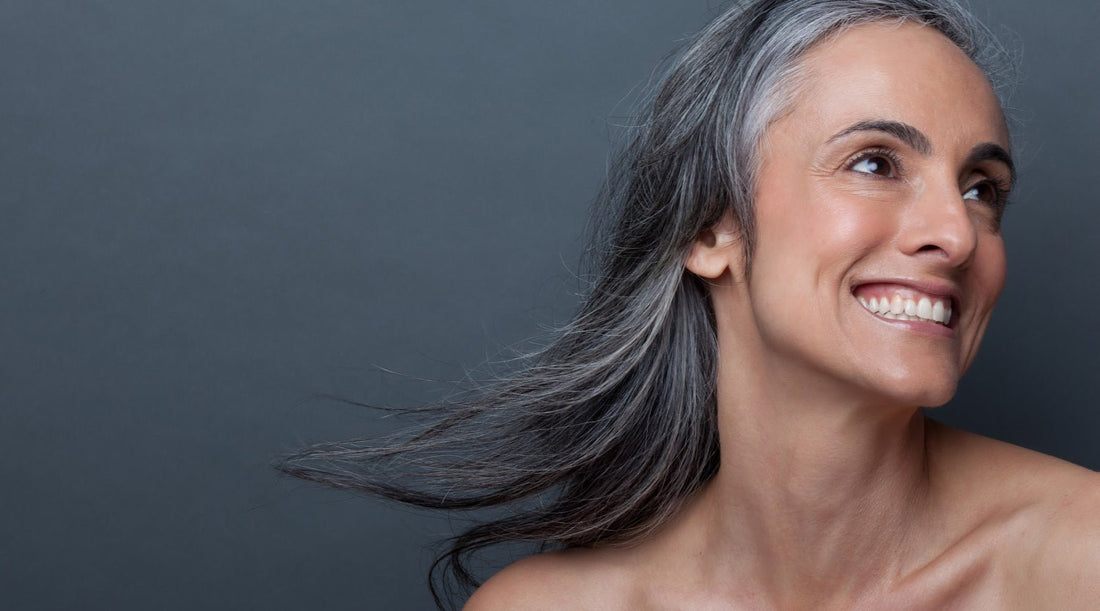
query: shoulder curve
463 549 634 611
923 423 1100 606
927 420 1098 489
463 553 569 611
1012 470 1100 608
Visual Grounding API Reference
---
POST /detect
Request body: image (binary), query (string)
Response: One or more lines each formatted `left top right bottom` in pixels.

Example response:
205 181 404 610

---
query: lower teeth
880 311 941 324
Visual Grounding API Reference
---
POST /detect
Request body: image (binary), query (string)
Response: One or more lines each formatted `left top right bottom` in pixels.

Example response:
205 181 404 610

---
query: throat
702 408 934 598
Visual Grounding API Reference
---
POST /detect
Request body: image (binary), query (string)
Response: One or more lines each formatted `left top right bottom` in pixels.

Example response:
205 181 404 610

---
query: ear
685 212 742 280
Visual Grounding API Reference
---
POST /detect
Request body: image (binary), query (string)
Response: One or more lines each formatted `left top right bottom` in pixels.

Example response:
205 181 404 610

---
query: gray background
2 1 1096 609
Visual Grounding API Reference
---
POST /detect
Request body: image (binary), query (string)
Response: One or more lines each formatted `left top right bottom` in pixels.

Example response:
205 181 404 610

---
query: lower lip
859 303 955 338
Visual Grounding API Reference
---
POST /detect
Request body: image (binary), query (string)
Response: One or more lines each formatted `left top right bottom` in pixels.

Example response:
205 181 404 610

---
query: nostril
916 244 942 253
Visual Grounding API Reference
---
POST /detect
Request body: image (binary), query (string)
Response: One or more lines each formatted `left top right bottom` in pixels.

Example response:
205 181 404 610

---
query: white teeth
858 293 953 327
932 300 945 323
917 297 933 320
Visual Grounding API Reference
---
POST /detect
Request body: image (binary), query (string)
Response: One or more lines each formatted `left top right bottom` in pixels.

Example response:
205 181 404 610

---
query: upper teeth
857 295 951 326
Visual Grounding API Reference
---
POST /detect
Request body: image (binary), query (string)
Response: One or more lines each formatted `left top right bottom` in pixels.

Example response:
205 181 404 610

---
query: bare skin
466 22 1100 610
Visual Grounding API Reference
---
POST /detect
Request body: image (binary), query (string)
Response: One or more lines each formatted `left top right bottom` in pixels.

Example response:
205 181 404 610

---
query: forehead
788 21 1009 151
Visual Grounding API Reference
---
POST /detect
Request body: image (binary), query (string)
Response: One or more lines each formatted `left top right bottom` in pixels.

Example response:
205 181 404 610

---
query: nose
897 179 979 268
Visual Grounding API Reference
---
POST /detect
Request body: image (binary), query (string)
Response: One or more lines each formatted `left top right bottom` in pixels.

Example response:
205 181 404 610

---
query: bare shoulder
1020 467 1100 608
928 420 1100 607
463 547 637 611
927 420 1097 498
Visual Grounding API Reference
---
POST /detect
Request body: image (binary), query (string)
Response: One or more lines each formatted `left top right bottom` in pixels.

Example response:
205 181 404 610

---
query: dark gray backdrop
2 1 1096 609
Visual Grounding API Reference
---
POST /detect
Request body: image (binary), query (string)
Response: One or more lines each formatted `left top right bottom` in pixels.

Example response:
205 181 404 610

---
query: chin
912 384 957 408
863 364 960 409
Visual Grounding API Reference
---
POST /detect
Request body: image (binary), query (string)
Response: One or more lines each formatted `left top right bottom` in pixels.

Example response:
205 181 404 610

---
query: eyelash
964 177 1012 209
844 147 1011 209
844 146 904 177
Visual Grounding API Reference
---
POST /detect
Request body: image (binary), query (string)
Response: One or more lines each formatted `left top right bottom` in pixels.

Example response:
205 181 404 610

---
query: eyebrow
828 118 1016 185
967 141 1016 187
828 119 933 156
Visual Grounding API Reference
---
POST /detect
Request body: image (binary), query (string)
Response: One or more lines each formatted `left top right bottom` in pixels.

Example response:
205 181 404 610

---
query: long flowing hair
279 1 1010 607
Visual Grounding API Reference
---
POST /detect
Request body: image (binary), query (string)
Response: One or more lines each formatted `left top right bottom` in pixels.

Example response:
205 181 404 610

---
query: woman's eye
849 154 895 177
963 182 997 204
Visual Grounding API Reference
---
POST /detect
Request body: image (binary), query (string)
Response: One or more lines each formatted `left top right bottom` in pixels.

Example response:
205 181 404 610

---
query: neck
687 351 935 606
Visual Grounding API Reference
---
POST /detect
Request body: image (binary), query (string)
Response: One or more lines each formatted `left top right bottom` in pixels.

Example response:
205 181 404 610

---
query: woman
284 0 1100 608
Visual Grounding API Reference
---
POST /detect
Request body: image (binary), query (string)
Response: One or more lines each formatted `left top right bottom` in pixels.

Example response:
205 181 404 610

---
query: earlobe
685 213 742 280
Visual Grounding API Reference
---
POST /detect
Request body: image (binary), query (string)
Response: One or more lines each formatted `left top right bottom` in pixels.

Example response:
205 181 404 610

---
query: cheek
749 191 896 341
970 222 1006 279
817 200 896 253
974 236 1007 309
758 186 897 276
959 236 1006 372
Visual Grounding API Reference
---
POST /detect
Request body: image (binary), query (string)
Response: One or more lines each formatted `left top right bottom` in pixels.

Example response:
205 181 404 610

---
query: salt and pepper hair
280 1 1011 608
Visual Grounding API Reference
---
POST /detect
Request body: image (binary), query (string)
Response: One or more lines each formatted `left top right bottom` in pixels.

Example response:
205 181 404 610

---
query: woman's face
717 22 1013 407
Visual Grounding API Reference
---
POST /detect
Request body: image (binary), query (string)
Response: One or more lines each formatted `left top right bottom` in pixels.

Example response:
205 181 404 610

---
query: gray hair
279 1 1013 608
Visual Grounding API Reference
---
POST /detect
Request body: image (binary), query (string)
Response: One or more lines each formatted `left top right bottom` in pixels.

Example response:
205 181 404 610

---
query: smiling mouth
856 292 952 326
